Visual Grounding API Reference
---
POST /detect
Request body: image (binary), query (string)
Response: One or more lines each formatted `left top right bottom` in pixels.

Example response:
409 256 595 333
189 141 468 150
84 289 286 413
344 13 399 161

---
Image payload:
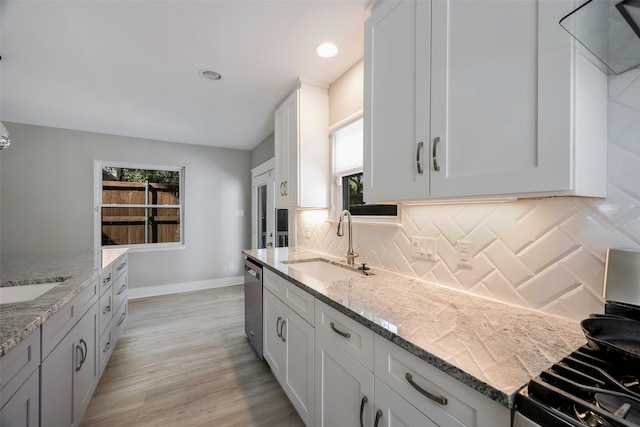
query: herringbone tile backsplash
297 70 640 321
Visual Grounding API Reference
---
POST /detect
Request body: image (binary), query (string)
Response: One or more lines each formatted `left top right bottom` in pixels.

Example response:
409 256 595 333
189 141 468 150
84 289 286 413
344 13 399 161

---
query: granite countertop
243 247 587 408
0 248 128 357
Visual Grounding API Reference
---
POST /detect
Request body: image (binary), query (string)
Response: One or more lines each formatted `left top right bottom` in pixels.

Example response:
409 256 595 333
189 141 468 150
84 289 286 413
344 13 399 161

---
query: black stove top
517 302 640 427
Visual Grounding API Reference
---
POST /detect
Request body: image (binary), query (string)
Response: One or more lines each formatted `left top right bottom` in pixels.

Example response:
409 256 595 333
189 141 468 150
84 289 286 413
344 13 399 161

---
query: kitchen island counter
244 247 586 408
0 248 128 357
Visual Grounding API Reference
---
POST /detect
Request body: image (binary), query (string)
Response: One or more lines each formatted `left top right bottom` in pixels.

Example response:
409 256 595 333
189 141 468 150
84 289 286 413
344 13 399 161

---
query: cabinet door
374 379 438 427
41 331 76 427
281 305 315 427
0 369 39 427
263 289 286 379
74 303 99 423
315 332 374 427
430 0 576 198
275 91 298 209
364 0 430 203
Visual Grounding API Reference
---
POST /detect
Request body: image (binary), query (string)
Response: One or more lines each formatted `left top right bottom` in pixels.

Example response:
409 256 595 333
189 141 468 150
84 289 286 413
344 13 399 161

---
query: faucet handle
358 263 370 271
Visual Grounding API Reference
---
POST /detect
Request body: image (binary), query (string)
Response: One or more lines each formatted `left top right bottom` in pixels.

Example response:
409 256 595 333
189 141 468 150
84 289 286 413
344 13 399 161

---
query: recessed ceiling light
316 42 338 58
200 69 222 81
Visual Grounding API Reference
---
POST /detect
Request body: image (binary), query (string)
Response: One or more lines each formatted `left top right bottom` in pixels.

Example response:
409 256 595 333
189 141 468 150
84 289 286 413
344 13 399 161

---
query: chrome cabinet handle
276 316 282 338
116 283 126 295
117 312 126 327
373 409 383 427
102 273 111 285
75 343 84 372
103 342 111 353
416 141 424 174
432 137 441 171
405 372 448 405
76 339 88 372
330 322 351 339
283 181 288 196
103 305 111 315
280 320 286 342
359 396 368 427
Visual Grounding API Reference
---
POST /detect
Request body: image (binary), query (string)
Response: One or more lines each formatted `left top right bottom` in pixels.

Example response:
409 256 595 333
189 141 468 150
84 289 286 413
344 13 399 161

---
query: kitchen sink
0 282 61 304
284 259 366 282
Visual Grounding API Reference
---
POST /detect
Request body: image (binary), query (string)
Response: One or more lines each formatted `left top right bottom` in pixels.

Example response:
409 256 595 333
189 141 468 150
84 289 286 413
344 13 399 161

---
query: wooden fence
102 181 180 245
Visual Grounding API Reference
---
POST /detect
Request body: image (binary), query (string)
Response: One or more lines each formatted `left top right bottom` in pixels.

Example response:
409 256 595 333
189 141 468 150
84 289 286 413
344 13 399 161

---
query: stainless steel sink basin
284 259 365 282
0 282 60 304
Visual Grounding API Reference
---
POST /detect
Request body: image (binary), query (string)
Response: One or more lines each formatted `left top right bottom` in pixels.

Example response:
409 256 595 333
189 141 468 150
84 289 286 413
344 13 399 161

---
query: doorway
251 159 290 249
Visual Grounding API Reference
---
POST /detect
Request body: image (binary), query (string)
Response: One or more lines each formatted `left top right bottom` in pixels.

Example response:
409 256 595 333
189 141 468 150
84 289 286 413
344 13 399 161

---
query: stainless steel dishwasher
244 258 263 358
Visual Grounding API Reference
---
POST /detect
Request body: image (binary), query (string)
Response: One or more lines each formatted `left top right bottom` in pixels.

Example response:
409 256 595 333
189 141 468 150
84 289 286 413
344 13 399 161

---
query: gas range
515 301 640 427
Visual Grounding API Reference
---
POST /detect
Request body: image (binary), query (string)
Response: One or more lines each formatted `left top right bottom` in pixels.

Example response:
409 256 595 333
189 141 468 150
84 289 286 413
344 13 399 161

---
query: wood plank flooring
81 285 304 427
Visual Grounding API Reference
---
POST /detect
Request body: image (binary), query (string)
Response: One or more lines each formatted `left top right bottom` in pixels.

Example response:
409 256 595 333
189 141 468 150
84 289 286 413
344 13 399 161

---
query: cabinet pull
103 342 111 353
276 316 282 338
359 396 368 427
330 322 351 339
416 141 424 174
116 283 127 296
405 372 448 405
117 261 127 272
102 273 111 285
103 305 111 315
280 320 286 342
75 343 84 372
117 312 126 327
373 409 383 427
432 137 441 171
283 181 288 196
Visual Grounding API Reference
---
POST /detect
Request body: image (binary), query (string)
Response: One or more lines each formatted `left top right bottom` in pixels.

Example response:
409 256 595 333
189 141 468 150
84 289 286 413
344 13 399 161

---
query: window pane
102 167 180 205
342 172 397 216
102 207 181 246
334 118 363 173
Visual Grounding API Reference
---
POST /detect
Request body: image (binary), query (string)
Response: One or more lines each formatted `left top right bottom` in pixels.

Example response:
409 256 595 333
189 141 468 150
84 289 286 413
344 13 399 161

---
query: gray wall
0 122 251 290
251 132 274 168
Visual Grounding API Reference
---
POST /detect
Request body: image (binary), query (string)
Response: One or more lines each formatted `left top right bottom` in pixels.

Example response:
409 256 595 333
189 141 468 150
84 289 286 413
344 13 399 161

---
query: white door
315 332 374 427
364 0 431 203
282 306 315 427
429 0 573 198
251 161 275 249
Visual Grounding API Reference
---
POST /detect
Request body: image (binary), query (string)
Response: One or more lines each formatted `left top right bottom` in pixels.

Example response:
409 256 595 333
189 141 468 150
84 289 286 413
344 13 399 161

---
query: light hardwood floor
81 285 304 427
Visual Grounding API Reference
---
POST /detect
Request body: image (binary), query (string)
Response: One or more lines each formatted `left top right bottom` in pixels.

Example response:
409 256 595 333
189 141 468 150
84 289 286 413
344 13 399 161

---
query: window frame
94 160 186 251
331 115 399 224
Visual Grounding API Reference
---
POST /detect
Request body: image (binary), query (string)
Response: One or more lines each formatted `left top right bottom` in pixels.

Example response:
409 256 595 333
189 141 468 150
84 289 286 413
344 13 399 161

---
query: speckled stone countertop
0 248 128 357
243 247 587 408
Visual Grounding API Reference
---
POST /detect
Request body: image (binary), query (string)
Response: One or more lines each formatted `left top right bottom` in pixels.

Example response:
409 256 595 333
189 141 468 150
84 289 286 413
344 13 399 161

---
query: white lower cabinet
41 302 99 427
315 331 374 427
263 288 315 426
0 369 40 427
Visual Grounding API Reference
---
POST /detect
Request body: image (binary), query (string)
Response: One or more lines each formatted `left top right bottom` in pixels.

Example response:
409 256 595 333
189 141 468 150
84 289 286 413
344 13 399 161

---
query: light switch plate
411 236 436 260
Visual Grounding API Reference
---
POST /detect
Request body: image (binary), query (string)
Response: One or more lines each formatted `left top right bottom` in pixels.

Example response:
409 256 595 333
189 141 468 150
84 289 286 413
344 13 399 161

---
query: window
96 162 184 249
332 118 397 218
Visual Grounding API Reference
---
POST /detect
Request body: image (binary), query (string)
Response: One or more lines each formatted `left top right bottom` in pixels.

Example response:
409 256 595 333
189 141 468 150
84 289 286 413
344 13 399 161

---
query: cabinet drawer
99 265 113 296
99 290 113 335
0 329 40 409
42 298 78 360
113 254 128 280
374 335 509 427
264 270 314 325
315 299 374 370
78 277 99 318
113 299 128 341
99 327 114 376
0 367 39 426
374 336 468 426
264 269 287 300
112 273 127 311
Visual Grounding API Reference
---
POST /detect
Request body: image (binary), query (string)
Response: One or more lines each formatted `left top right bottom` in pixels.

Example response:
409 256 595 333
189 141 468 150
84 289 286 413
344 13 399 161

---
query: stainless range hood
560 0 640 74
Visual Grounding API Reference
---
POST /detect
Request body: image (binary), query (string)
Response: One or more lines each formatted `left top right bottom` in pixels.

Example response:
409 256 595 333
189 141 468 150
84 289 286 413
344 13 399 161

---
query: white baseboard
128 276 244 300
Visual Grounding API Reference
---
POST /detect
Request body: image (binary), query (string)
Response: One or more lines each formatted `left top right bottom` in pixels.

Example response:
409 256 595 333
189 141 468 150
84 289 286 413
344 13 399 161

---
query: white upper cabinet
364 0 607 203
275 80 329 209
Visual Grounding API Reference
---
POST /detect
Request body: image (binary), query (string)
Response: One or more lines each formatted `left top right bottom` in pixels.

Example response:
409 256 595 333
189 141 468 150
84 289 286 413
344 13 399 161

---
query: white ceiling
0 1 367 150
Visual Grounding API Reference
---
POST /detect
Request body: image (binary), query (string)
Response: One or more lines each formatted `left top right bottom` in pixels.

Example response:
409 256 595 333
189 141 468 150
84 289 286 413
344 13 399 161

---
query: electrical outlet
456 240 472 266
411 236 436 260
